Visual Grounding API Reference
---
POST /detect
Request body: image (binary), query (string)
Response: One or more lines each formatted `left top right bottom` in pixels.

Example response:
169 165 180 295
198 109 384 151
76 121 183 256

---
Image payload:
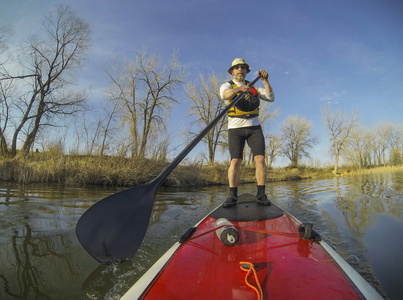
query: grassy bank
1 153 402 187
0 154 210 187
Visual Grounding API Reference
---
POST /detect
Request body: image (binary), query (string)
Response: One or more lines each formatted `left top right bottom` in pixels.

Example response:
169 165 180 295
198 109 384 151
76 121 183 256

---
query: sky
1 0 402 166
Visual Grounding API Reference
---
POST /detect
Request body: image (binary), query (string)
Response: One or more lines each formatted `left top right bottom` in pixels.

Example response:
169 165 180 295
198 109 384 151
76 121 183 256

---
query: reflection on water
266 173 403 300
0 174 402 299
0 184 118 300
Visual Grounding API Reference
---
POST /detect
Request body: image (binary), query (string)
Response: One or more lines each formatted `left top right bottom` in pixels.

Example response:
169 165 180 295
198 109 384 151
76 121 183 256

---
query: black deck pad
210 194 284 222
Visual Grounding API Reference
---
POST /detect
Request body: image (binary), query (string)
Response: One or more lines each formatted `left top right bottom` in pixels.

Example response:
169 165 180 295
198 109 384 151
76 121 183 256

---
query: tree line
1 4 402 173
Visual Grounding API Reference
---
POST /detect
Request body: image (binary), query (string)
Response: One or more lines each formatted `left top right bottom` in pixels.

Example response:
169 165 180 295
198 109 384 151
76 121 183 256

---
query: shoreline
1 154 402 187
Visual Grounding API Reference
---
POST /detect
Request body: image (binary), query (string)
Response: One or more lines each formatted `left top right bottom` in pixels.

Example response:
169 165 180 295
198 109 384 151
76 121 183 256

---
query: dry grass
1 152 402 187
337 165 403 176
0 152 213 187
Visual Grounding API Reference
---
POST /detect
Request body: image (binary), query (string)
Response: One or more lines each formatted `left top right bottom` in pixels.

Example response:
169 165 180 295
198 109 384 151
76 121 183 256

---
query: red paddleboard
121 194 383 300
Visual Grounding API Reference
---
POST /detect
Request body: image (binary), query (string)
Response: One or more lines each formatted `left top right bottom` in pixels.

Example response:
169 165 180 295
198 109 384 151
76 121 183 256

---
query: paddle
76 75 261 264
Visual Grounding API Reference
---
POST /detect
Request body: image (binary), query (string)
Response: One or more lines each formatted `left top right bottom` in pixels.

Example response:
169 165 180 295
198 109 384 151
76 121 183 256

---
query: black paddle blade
76 183 156 264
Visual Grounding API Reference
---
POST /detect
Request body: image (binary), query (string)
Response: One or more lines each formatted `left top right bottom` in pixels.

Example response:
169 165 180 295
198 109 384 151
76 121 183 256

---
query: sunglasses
233 65 247 70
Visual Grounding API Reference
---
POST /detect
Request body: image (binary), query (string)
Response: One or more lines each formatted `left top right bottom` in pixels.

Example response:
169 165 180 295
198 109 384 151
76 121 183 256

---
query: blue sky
2 0 402 166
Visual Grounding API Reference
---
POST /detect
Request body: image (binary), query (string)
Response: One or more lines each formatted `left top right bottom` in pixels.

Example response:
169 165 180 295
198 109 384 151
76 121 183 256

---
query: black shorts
228 125 265 159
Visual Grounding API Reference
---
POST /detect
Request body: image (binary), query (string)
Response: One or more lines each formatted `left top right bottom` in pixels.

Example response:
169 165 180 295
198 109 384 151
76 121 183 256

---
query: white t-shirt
220 80 275 129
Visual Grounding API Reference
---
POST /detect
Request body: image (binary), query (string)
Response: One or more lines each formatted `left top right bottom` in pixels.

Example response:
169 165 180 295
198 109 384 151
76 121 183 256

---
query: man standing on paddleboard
220 58 275 208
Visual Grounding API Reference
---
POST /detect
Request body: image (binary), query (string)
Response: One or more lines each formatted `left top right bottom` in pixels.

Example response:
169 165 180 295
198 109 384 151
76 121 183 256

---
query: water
0 173 402 299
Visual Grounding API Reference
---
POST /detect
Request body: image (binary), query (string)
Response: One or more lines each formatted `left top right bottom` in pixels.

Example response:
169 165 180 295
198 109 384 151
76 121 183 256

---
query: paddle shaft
151 75 261 188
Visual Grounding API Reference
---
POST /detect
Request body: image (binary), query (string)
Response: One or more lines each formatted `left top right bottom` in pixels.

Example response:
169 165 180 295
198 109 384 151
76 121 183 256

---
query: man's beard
234 73 245 82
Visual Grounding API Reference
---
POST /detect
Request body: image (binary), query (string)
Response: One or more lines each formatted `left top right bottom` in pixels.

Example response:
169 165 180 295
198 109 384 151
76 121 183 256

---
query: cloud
319 90 348 104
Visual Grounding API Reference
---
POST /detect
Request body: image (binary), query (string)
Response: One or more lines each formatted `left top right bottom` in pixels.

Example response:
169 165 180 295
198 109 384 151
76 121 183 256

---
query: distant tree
344 127 375 168
0 78 13 154
0 5 91 157
385 123 403 164
0 25 14 154
389 148 402 166
321 105 359 173
265 132 282 169
0 24 13 71
74 96 120 156
104 50 186 159
373 122 391 166
345 122 402 168
280 115 318 168
185 73 227 164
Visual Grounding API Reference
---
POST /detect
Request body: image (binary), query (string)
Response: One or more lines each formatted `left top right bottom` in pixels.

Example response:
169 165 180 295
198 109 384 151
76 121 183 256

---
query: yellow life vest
227 80 260 118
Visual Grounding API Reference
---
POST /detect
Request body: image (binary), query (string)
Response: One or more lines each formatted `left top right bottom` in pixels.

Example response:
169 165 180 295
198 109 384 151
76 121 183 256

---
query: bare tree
0 25 14 154
386 123 403 150
98 99 120 156
385 123 403 165
372 122 394 166
104 50 186 159
185 73 227 164
76 90 122 156
344 127 375 168
321 105 359 173
341 121 402 168
265 132 282 169
0 4 91 157
0 25 13 70
0 79 13 154
280 115 318 168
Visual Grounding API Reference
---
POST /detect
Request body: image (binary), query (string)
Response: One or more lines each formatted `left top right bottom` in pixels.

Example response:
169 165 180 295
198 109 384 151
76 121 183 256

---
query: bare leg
254 155 271 205
224 158 242 208
254 155 267 185
228 158 242 187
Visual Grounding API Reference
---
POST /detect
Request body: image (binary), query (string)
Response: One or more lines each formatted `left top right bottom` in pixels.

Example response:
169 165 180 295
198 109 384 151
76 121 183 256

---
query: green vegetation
1 152 402 187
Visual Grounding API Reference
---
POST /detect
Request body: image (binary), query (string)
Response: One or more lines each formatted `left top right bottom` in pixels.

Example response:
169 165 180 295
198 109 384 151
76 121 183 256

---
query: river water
0 172 402 300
